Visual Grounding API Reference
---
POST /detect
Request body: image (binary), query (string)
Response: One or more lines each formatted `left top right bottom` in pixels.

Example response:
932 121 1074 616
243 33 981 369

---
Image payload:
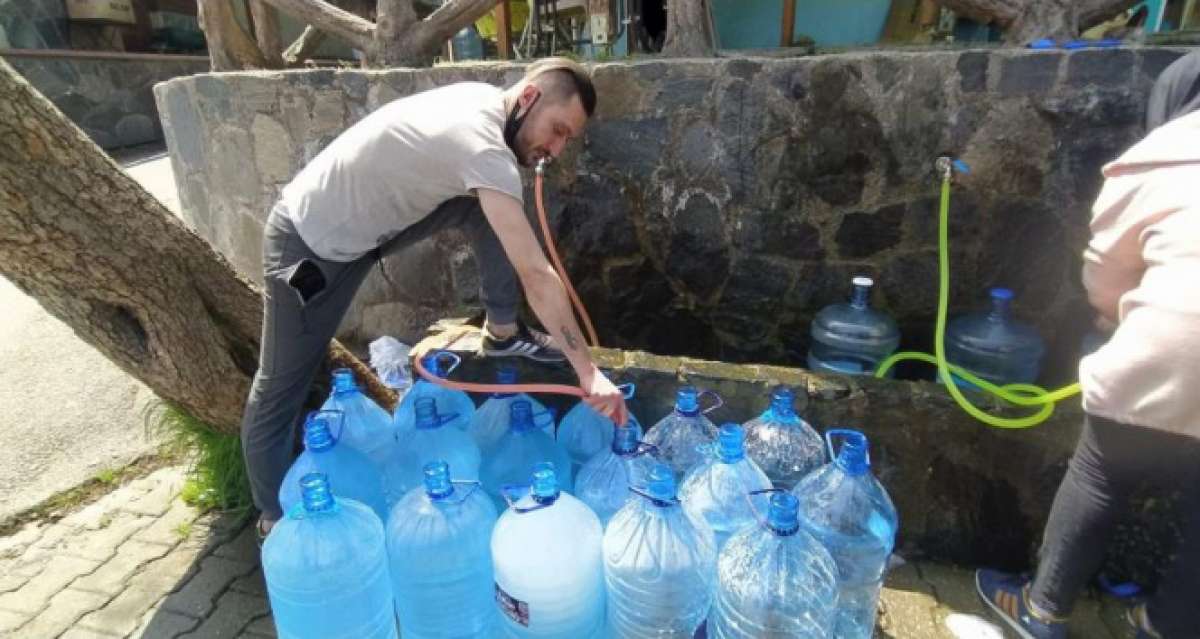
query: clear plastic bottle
394 352 476 433
480 400 573 512
678 424 772 552
793 429 898 639
642 386 720 477
468 366 550 450
603 463 717 638
491 462 606 638
574 424 658 526
742 386 825 490
321 368 396 466
263 473 397 639
945 287 1046 387
557 384 643 475
386 461 498 639
707 492 839 639
382 396 481 509
808 276 900 376
279 410 388 523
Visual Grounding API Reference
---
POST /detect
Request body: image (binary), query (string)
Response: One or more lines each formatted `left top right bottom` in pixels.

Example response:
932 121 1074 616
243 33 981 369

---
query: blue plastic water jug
557 383 642 475
793 429 898 639
382 396 481 508
574 424 658 526
603 463 717 638
678 424 772 551
279 410 388 522
321 368 396 466
707 492 839 639
394 352 475 433
945 287 1046 387
386 461 498 639
742 386 825 489
808 276 900 376
480 400 572 512
468 366 550 450
263 473 397 639
642 386 720 477
491 463 606 638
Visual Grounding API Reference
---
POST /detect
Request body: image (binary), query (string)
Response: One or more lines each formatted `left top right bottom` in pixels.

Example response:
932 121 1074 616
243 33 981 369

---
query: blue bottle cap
331 368 357 394
766 492 800 536
675 386 700 416
769 386 796 418
302 410 342 452
414 396 440 430
530 462 559 503
646 463 677 504
716 423 745 463
612 424 640 455
509 399 534 431
423 461 454 499
834 430 871 476
299 472 335 512
989 287 1014 319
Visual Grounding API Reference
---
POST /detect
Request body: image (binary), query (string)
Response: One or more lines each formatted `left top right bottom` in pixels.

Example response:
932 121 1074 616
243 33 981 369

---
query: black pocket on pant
286 259 327 305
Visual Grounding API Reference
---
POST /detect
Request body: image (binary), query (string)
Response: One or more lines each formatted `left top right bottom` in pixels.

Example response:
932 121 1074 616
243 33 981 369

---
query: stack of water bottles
260 346 903 638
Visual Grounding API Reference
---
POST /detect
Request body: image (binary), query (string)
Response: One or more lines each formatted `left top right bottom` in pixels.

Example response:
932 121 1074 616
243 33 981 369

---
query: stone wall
154 47 1192 380
7 51 209 149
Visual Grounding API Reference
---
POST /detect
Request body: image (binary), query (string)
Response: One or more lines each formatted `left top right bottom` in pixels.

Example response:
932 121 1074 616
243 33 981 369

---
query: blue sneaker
975 569 1068 639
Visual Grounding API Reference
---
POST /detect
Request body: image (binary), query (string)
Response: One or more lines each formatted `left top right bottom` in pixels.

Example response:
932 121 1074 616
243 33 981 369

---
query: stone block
115 114 158 148
835 203 906 259
14 589 108 638
956 51 989 93
252 114 295 184
160 556 257 619
0 556 100 615
998 52 1062 96
1066 49 1135 88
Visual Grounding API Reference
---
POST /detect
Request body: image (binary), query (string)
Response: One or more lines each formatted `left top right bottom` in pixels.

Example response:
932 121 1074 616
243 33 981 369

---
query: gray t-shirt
279 82 523 261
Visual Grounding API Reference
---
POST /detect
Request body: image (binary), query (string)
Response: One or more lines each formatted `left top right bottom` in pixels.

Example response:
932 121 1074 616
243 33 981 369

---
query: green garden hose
872 160 1081 429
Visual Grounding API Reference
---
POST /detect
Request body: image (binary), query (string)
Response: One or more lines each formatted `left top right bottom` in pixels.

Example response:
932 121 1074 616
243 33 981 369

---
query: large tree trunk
198 0 271 71
938 0 1137 43
0 60 395 435
249 0 287 67
662 0 715 57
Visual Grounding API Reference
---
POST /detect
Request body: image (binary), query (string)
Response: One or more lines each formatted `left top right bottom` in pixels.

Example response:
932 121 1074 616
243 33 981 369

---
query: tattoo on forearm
561 326 580 350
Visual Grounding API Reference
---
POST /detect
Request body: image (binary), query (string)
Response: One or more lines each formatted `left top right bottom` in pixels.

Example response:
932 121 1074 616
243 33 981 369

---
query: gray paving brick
0 556 100 615
73 540 172 596
126 543 206 595
179 590 269 638
0 608 31 633
6 547 53 579
77 587 166 637
0 573 30 594
11 588 108 638
59 514 155 563
0 523 47 560
133 499 201 546
211 525 259 565
129 603 200 639
161 556 256 618
228 570 265 599
122 468 186 517
244 614 277 638
60 488 141 531
59 626 121 638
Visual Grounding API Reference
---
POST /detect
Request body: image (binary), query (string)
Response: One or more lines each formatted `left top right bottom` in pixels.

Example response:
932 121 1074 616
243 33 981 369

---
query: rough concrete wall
154 48 1190 380
6 54 209 148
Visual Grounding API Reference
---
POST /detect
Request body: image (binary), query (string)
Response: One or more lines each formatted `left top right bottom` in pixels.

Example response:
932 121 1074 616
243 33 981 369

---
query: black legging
1030 414 1200 638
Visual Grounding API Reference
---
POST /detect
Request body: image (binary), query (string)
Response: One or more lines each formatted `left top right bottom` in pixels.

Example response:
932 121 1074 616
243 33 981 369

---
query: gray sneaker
481 323 566 363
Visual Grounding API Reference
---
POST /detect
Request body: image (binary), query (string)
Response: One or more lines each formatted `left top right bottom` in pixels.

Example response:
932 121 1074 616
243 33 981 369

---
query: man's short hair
524 57 596 117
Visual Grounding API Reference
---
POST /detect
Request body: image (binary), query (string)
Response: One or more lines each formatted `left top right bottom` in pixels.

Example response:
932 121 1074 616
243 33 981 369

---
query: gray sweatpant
242 197 519 520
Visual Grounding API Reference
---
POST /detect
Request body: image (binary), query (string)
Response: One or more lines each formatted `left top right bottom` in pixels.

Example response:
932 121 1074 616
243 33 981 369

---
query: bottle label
495 583 530 626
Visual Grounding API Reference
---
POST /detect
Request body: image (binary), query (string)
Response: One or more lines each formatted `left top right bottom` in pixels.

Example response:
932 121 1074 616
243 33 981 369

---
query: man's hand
580 366 627 426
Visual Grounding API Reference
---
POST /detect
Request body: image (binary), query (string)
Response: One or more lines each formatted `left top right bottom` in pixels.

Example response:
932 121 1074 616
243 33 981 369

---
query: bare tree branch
937 0 1137 42
198 0 271 70
420 0 499 43
283 24 329 65
259 0 376 51
249 0 286 67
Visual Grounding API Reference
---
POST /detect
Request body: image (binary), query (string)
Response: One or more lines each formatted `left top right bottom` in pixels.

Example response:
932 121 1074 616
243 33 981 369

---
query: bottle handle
500 483 553 513
824 428 868 466
441 480 483 505
433 350 462 375
698 390 724 415
617 383 636 400
629 486 679 507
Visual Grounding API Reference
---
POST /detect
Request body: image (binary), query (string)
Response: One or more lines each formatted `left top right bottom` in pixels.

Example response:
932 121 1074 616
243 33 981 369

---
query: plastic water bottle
945 287 1046 387
742 386 825 490
491 463 606 638
574 424 658 526
321 368 396 466
603 463 717 638
480 400 573 512
678 424 772 552
468 366 550 450
642 386 720 477
382 396 481 508
279 410 388 522
808 276 900 376
793 429 898 639
707 492 839 639
395 352 475 433
557 384 643 475
263 473 397 639
386 461 498 638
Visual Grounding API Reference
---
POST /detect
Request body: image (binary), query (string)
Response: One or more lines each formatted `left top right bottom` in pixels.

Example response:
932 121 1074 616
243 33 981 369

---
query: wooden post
495 0 512 59
781 0 796 46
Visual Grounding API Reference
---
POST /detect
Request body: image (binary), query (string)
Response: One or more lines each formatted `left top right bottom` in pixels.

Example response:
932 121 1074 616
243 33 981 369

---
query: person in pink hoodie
977 51 1200 639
